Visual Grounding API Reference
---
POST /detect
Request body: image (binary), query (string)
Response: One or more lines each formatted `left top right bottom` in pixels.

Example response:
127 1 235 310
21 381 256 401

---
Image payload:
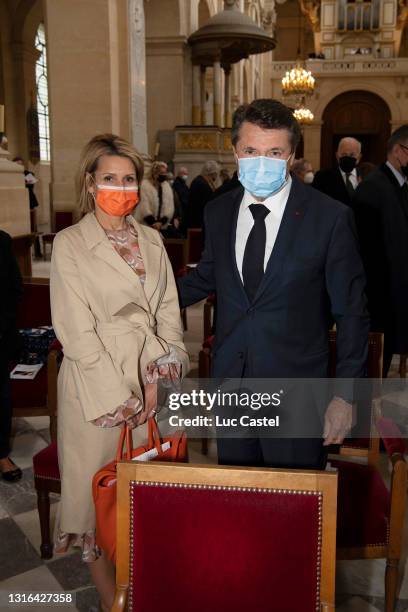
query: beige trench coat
50 212 189 533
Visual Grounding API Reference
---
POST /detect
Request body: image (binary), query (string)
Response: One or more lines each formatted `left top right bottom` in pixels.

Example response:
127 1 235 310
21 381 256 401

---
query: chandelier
293 106 314 125
282 63 315 97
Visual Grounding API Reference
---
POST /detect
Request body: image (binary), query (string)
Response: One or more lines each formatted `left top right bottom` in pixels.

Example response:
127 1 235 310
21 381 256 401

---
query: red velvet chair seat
331 460 390 549
130 482 322 612
33 442 60 481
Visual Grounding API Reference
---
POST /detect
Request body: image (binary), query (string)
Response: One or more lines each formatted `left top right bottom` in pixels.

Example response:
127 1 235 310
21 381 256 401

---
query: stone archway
320 90 391 168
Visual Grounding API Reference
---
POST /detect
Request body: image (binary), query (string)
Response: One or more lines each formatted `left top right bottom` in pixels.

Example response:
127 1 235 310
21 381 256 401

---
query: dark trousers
217 437 327 470
0 367 12 459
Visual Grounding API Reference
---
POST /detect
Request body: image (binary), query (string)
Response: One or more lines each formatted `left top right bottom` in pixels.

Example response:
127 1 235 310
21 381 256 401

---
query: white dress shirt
386 160 406 187
235 176 292 282
339 167 358 189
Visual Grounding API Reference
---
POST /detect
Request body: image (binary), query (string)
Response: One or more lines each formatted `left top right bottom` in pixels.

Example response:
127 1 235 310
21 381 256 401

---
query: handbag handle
116 424 133 462
148 417 164 453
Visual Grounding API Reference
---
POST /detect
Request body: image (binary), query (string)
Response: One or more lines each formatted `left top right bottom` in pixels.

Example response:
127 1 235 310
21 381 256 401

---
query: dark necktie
242 204 270 302
345 173 355 199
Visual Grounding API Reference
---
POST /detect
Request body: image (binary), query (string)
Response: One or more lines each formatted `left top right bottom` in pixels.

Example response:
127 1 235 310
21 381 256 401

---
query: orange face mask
95 185 139 217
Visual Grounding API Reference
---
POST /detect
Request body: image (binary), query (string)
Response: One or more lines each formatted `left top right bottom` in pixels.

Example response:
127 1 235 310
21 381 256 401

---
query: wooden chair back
54 211 73 233
163 238 188 276
334 417 407 612
187 228 204 263
329 330 383 465
113 462 338 612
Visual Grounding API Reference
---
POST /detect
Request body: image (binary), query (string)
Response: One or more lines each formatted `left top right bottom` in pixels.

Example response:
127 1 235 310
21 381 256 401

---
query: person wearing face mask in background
50 134 189 611
291 158 314 184
353 125 408 377
312 137 362 206
133 160 175 233
178 99 368 470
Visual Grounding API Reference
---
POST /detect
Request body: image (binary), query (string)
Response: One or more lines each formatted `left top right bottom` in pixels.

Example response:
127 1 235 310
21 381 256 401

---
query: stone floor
0 258 407 611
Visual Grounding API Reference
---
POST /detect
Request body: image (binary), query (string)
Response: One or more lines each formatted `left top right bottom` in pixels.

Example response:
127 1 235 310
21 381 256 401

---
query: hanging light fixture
281 0 315 99
293 106 314 124
282 65 315 97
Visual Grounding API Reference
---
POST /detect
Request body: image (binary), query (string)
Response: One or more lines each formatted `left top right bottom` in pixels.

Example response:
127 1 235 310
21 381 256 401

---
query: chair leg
399 355 407 379
385 558 399 612
50 415 57 443
37 488 53 559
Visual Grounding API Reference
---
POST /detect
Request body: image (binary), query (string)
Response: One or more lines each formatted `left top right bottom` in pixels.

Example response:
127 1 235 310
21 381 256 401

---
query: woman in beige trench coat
50 134 189 611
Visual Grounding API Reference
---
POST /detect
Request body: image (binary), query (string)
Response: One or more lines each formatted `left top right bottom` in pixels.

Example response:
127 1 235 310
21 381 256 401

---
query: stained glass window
35 24 50 161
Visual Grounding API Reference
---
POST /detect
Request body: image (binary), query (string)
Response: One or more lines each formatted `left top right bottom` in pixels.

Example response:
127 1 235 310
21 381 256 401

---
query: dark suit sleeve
177 206 216 307
352 182 387 330
325 207 369 394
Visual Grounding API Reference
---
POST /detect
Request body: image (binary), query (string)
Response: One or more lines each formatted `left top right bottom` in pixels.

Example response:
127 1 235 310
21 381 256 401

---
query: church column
224 65 231 128
200 66 207 125
192 65 201 126
213 59 222 127
128 0 148 156
43 0 132 215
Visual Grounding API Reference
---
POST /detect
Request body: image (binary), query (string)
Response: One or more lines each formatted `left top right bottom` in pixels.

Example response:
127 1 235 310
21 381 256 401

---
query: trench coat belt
95 319 169 360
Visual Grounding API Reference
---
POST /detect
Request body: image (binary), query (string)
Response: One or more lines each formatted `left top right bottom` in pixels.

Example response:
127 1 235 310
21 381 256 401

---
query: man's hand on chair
323 397 353 446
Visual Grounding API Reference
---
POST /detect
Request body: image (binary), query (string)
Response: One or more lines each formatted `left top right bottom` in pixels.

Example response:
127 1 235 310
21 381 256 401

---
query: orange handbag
92 418 188 561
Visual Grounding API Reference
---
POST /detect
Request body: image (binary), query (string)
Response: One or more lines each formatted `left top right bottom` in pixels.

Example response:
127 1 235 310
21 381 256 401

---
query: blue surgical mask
238 155 290 198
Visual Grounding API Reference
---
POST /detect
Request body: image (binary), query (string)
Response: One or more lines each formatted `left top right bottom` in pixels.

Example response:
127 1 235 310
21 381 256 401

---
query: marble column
192 65 201 126
0 148 30 236
200 66 207 125
213 60 222 127
224 66 232 128
128 0 148 155
44 0 132 215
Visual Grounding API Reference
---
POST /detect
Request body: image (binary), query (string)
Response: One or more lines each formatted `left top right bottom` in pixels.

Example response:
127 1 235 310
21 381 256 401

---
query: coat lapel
335 167 350 203
79 213 159 312
228 186 250 305
132 220 163 303
253 178 308 304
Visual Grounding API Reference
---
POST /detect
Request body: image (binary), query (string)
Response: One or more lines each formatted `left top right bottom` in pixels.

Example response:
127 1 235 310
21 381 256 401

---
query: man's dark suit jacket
178 178 369 397
186 175 214 229
312 166 354 206
353 163 408 354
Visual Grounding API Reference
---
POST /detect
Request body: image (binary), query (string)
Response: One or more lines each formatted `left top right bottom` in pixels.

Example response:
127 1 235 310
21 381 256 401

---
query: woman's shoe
0 458 22 482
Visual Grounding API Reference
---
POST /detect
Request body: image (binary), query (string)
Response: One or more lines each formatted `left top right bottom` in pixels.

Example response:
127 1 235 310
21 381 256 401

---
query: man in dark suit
353 125 408 376
186 160 219 229
0 231 23 481
178 99 369 470
312 137 362 206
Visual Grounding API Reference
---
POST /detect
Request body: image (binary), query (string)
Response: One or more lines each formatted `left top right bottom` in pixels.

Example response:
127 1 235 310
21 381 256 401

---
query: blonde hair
149 161 167 183
76 134 144 215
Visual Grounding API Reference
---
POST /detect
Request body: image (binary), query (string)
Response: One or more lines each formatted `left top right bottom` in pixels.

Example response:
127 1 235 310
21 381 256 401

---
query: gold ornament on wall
177 132 218 151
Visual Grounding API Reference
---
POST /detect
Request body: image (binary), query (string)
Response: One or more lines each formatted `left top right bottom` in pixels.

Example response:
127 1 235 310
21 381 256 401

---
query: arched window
35 24 50 161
